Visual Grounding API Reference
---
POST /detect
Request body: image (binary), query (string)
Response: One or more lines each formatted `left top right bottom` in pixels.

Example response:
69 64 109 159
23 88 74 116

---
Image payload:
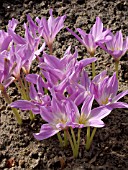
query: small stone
0 159 6 168
6 157 15 168
19 160 25 168
30 159 40 169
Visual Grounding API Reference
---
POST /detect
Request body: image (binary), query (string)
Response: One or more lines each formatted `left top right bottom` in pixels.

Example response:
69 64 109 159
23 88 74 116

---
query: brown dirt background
0 0 128 169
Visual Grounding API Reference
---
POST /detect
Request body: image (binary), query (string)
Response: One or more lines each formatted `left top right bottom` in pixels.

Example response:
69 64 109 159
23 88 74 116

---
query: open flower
10 74 50 114
66 94 112 128
91 71 128 108
0 18 18 53
40 46 97 88
7 44 35 80
33 98 72 140
99 30 128 61
36 9 66 53
8 15 45 59
67 17 111 56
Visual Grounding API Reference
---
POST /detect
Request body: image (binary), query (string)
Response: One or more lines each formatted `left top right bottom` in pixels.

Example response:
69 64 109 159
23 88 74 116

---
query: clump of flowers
0 9 128 158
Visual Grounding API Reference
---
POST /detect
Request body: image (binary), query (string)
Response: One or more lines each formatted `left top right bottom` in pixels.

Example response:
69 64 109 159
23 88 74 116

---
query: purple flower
99 30 128 61
51 70 91 106
66 94 112 128
91 71 128 108
0 58 15 91
36 9 66 53
40 46 97 88
7 44 35 79
0 30 12 53
8 15 45 59
0 18 18 53
67 17 111 56
33 98 72 140
10 75 50 114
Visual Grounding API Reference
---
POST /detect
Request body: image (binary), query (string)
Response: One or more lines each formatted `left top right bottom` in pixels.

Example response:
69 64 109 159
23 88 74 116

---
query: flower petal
34 124 60 140
10 100 34 110
108 102 128 109
113 90 128 102
88 119 105 127
81 94 94 118
90 105 112 120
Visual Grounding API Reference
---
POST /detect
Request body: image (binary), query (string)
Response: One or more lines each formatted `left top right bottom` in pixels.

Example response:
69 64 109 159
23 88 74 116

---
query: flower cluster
0 9 128 158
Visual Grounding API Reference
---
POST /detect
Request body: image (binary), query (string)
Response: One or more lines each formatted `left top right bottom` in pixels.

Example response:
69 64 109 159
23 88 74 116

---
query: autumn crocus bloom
10 75 50 114
36 9 66 54
99 31 128 77
0 18 18 52
8 15 45 59
91 71 128 109
33 98 72 140
67 94 112 128
0 58 15 91
99 30 128 61
67 17 111 56
0 58 22 125
40 46 97 88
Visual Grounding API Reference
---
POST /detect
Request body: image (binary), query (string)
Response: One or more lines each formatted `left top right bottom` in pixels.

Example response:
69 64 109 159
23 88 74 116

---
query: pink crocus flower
0 58 15 91
39 46 97 88
91 71 128 108
8 15 45 60
36 9 66 54
33 98 72 140
0 18 18 53
66 94 112 128
67 17 111 56
99 30 128 61
10 74 50 114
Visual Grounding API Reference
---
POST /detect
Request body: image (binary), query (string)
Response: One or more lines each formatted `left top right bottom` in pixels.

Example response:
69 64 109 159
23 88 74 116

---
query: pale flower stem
57 132 64 147
115 60 119 79
70 128 77 148
21 74 35 120
29 110 35 121
70 128 81 158
16 78 35 120
22 73 30 99
15 81 24 99
90 53 95 78
85 126 91 151
64 130 68 147
92 62 96 78
1 89 22 125
18 78 28 100
66 129 76 158
75 128 81 157
89 127 97 145
86 127 97 151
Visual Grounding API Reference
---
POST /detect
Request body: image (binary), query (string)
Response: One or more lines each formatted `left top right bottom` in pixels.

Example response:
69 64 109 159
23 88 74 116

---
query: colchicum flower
8 16 45 60
36 9 66 54
99 31 128 78
66 93 112 151
33 98 72 140
10 74 50 114
0 18 18 53
67 17 111 56
67 94 112 128
99 30 128 61
91 71 128 108
39 46 97 88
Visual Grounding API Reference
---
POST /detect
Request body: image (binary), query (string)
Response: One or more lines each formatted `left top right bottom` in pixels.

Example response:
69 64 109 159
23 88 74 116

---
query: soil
0 0 128 170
